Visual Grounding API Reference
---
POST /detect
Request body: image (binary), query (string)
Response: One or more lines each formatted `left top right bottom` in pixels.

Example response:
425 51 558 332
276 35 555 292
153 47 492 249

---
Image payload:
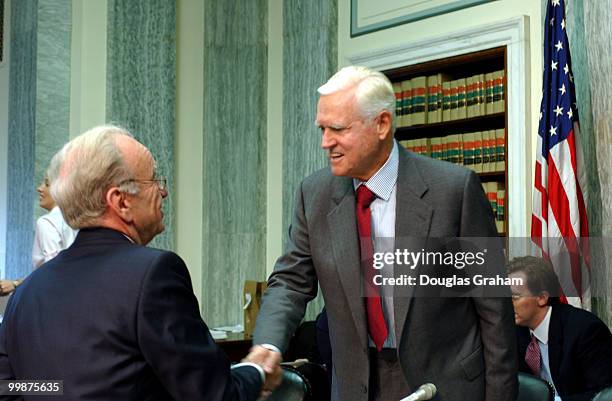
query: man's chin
330 166 349 177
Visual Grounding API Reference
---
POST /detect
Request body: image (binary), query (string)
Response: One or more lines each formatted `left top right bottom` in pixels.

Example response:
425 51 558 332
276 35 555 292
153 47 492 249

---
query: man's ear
536 291 550 307
106 187 134 223
377 110 393 140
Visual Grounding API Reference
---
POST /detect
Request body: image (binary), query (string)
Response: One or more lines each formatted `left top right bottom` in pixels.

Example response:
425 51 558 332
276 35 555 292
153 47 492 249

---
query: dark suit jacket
0 228 261 401
517 304 612 401
254 146 518 401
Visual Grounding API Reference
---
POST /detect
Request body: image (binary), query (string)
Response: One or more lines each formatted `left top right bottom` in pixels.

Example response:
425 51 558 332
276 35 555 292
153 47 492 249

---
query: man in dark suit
0 125 280 400
509 256 612 401
246 66 517 401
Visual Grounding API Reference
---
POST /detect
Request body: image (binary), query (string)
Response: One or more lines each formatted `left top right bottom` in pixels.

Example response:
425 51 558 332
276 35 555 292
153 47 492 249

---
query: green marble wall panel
35 0 72 217
106 0 176 252
282 0 338 320
6 0 37 279
564 0 612 324
6 0 71 279
202 0 268 326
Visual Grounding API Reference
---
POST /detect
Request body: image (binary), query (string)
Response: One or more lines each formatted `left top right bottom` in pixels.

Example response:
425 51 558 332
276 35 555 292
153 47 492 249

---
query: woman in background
0 160 77 295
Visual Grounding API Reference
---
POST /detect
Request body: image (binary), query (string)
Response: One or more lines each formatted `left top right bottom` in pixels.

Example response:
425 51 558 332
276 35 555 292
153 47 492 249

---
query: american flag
531 0 590 305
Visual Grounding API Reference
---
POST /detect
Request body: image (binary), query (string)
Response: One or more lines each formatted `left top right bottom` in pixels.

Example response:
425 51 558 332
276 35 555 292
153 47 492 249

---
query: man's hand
0 280 16 296
244 345 282 398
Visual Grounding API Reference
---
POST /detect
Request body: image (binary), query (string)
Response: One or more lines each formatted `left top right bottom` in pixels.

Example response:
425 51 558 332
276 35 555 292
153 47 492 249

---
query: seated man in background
0 125 280 401
508 256 612 401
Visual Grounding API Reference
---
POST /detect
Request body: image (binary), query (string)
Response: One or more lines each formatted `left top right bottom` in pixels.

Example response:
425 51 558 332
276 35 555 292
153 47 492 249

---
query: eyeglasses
122 176 167 192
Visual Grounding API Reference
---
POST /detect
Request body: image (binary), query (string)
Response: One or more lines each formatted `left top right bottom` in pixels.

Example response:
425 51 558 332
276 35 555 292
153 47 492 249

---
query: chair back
593 386 612 401
266 367 308 401
517 372 554 401
266 361 330 401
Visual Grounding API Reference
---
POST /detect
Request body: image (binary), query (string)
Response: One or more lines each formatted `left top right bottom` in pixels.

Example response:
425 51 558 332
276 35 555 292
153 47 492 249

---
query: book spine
393 82 403 127
457 78 467 120
411 76 427 125
485 72 494 115
427 75 438 124
495 128 505 172
497 188 506 234
442 81 452 122
493 70 505 113
473 131 483 173
449 80 458 121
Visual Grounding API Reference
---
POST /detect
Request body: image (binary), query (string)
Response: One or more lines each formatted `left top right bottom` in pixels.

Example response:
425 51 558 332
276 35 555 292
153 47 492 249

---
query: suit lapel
393 149 433 347
327 176 368 349
548 305 562 386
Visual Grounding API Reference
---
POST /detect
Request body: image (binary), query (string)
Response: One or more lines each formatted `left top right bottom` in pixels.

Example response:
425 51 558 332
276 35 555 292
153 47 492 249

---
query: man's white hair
318 65 396 132
50 125 140 228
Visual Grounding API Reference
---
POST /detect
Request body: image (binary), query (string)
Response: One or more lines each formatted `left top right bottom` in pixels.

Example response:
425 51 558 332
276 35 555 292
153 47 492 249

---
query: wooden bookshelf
395 112 505 140
384 46 508 235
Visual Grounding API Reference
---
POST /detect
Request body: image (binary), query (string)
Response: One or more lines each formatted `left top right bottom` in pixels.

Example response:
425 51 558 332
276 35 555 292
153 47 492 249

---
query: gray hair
318 66 396 132
50 125 140 228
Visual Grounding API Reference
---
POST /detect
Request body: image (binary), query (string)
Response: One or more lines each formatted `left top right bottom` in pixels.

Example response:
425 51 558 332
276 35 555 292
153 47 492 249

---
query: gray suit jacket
254 146 518 401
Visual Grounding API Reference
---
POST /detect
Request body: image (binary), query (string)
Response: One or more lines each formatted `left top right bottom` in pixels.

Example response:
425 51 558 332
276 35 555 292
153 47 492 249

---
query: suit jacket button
361 384 368 393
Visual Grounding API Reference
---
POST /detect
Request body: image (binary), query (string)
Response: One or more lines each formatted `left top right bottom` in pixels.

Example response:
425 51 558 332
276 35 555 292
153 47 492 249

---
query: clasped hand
244 345 283 399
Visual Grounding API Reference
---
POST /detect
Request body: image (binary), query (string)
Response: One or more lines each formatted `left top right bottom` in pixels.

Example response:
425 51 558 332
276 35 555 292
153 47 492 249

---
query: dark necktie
525 334 541 376
355 185 388 351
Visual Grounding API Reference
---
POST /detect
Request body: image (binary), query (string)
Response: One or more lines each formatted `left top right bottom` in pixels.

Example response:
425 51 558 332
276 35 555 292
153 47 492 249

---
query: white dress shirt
531 306 562 401
32 206 78 268
354 141 399 349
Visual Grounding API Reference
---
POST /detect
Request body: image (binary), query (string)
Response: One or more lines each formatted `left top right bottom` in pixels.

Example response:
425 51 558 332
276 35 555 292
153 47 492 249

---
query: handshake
243 345 284 399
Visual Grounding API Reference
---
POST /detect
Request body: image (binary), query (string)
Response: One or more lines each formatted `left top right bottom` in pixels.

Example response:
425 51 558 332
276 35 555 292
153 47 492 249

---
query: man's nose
320 129 335 149
160 187 168 199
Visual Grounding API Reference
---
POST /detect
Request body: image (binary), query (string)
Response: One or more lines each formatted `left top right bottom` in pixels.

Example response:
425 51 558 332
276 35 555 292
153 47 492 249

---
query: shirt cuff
260 343 282 354
231 362 265 384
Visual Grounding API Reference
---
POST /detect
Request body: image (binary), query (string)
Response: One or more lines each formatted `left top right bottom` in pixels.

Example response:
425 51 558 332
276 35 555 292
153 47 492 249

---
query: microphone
400 383 437 401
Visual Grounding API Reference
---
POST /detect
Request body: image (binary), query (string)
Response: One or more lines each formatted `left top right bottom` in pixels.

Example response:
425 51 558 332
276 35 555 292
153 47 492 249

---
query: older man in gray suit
247 66 518 401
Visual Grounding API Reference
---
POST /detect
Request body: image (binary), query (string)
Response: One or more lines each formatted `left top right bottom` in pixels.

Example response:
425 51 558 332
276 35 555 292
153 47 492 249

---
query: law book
466 76 477 118
472 131 483 173
393 82 403 127
485 72 495 114
449 80 459 121
430 137 443 161
496 187 506 234
447 134 462 165
456 78 467 120
426 75 439 124
493 70 505 113
481 130 491 173
441 135 449 162
401 79 412 127
487 129 498 173
462 132 475 170
422 137 432 157
484 182 498 219
436 73 451 123
442 81 452 122
495 128 505 172
411 76 428 125
478 73 486 116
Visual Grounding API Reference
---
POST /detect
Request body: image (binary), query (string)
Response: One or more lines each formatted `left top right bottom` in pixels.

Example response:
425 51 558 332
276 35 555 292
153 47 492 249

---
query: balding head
52 125 167 244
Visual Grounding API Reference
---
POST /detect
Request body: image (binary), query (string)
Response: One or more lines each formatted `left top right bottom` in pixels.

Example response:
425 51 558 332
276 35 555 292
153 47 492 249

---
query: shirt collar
531 306 552 344
353 140 399 201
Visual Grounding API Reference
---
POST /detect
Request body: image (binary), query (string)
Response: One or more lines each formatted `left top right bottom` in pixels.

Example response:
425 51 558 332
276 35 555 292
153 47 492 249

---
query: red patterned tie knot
356 185 377 209
525 334 542 377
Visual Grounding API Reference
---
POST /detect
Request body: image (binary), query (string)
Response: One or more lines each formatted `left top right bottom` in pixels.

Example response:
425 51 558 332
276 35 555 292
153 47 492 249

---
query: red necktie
525 334 541 376
355 185 388 351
